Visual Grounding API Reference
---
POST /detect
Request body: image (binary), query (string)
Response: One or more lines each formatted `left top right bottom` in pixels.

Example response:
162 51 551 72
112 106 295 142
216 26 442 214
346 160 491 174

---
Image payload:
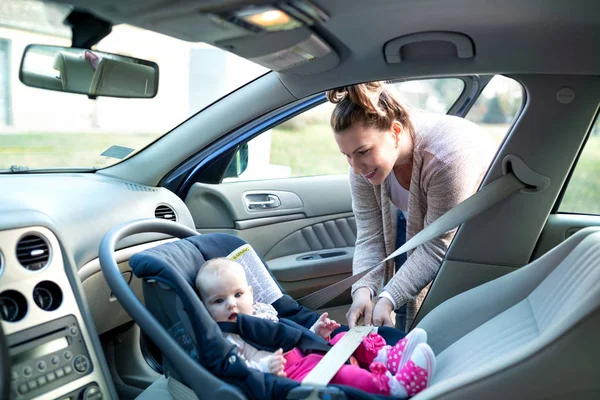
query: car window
465 75 524 147
225 76 524 183
225 78 466 182
558 114 600 214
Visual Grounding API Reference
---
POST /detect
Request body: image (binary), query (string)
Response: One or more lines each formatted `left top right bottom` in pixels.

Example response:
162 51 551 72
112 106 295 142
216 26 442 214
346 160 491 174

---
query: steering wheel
99 218 244 400
0 319 11 400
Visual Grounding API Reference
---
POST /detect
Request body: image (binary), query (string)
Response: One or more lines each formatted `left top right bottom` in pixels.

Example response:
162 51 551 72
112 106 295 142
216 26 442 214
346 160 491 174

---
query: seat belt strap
297 172 526 310
300 325 374 397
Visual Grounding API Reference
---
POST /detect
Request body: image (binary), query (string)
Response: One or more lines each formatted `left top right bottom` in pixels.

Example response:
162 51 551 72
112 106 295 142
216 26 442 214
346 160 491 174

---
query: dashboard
0 173 196 399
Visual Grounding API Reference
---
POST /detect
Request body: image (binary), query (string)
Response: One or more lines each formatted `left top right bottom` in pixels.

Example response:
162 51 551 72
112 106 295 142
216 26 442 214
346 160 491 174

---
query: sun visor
145 2 338 75
216 27 339 74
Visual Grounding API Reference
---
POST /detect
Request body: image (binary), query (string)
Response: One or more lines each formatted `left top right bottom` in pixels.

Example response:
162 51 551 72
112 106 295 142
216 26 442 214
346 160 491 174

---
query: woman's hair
326 81 414 136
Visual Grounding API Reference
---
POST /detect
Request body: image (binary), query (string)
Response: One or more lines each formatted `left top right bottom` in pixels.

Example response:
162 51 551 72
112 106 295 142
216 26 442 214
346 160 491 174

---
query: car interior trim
0 225 117 399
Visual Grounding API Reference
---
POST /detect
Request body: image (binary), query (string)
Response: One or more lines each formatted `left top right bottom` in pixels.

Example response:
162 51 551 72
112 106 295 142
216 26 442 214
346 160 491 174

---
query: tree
482 96 506 124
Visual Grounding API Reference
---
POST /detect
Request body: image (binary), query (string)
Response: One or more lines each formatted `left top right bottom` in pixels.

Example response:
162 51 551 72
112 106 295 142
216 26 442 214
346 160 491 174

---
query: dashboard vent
155 205 177 221
126 183 158 192
16 234 50 271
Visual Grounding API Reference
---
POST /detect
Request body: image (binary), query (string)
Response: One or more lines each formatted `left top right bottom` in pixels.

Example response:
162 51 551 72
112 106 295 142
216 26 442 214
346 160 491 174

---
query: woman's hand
372 297 395 327
311 312 341 339
267 349 287 377
345 287 373 328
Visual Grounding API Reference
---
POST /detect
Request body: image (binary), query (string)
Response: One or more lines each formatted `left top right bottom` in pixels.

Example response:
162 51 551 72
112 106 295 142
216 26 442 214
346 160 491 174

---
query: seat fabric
415 227 600 399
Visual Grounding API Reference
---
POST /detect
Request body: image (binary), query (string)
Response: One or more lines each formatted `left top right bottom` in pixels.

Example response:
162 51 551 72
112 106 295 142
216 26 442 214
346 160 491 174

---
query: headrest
53 51 96 92
129 234 250 374
89 58 156 97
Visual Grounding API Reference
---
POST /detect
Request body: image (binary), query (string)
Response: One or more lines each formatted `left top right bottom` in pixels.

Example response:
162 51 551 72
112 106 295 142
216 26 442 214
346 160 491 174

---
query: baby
195 257 435 398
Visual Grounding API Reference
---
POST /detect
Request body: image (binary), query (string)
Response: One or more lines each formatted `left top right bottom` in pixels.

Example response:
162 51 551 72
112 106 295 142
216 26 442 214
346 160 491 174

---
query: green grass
270 123 348 177
0 132 158 170
559 136 600 214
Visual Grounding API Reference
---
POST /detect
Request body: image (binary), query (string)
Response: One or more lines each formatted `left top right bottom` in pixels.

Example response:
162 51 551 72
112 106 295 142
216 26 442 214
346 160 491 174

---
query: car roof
53 0 600 98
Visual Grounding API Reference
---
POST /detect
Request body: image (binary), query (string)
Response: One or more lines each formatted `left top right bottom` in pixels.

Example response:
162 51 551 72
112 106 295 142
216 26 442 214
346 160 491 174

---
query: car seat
89 58 156 97
101 221 600 399
127 231 405 400
53 51 96 93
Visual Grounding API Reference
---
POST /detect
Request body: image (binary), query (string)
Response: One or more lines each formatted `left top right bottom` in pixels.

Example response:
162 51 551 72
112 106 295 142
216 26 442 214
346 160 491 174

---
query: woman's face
335 123 401 185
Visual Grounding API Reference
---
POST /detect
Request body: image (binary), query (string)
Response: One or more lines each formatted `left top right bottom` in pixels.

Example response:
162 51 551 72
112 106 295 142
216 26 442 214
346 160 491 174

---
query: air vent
126 183 158 192
16 234 50 271
155 205 177 221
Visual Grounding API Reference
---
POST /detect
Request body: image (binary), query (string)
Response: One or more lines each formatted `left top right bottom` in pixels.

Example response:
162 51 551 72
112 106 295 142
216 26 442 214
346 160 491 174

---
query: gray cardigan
350 112 497 330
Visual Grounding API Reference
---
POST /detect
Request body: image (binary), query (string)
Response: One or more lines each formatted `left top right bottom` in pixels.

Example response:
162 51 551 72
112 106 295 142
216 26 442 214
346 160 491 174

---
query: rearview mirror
19 45 159 98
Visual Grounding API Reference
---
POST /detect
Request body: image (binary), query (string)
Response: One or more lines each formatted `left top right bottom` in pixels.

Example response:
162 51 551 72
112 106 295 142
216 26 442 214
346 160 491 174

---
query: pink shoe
390 343 436 398
374 327 428 375
354 332 387 368
369 361 391 394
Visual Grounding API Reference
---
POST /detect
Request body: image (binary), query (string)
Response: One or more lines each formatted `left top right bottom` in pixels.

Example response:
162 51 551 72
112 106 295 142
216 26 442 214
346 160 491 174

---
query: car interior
0 0 599 399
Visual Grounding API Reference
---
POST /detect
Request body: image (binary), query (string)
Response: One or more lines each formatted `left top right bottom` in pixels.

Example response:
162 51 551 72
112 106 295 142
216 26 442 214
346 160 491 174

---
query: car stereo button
64 350 73 361
18 383 28 394
37 360 47 371
11 371 18 382
69 326 79 336
37 376 47 386
46 371 56 382
27 379 38 390
22 366 32 377
64 365 73 375
81 384 102 400
74 356 89 373
50 355 60 366
55 368 65 378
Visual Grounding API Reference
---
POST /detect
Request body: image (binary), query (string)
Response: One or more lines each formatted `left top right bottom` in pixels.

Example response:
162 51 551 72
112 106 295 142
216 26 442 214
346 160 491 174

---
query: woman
327 82 496 331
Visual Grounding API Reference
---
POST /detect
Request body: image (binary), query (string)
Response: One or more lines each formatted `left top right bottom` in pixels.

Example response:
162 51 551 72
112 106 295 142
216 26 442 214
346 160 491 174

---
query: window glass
558 115 600 214
226 78 465 182
391 78 465 114
465 75 524 146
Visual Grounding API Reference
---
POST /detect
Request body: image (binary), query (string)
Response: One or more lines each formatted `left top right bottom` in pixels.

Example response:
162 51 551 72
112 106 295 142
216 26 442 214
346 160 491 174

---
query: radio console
8 314 93 399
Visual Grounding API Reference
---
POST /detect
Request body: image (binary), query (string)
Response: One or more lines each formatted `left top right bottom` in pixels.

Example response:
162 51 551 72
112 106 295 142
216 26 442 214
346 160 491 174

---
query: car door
177 75 520 321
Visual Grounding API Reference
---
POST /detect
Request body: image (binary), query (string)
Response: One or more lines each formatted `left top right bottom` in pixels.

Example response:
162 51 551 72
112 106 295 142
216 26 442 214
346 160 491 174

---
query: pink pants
283 332 389 396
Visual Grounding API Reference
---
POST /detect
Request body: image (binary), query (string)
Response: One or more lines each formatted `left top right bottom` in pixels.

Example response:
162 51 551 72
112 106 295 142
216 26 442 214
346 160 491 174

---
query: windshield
0 0 268 172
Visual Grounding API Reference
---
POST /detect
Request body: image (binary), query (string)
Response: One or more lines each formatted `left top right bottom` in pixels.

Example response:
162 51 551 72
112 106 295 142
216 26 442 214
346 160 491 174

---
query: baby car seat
126 230 405 400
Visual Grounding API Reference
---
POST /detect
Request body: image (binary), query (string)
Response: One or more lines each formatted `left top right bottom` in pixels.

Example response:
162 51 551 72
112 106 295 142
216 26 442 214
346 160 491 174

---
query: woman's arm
382 153 488 307
349 170 387 296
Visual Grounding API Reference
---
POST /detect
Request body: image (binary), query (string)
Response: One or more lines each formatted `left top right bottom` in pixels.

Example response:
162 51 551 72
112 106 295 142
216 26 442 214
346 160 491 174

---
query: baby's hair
326 81 414 137
195 257 246 300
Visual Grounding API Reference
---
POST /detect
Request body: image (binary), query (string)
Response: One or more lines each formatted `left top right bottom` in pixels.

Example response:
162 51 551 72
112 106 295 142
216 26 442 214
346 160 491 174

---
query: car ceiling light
236 7 302 32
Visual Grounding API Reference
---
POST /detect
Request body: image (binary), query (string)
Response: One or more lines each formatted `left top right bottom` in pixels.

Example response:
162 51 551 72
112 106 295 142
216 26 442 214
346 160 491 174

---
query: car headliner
53 0 600 98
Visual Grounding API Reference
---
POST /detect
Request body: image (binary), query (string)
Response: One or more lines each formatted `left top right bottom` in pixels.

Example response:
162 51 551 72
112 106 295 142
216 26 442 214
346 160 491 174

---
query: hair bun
326 87 348 104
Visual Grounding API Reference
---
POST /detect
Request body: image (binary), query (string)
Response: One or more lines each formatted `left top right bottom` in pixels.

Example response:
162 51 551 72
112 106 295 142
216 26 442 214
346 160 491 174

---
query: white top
386 171 409 218
225 333 273 373
380 172 410 309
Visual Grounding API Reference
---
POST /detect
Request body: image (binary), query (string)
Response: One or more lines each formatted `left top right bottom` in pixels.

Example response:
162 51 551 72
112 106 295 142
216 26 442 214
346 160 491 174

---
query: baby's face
202 266 253 322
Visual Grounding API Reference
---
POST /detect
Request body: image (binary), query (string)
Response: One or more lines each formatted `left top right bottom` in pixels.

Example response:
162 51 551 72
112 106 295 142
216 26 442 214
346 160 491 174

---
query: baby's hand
268 349 287 377
311 312 341 339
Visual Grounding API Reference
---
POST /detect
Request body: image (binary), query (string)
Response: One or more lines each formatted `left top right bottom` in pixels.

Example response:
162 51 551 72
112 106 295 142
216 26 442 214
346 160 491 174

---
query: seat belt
297 172 526 310
299 325 375 399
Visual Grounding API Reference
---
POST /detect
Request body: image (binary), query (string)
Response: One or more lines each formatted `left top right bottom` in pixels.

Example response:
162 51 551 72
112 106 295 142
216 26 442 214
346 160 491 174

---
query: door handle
246 194 281 210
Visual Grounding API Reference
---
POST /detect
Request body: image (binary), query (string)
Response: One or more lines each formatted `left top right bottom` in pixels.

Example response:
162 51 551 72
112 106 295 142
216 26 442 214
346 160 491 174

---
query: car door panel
186 175 351 224
532 214 600 260
185 175 355 306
